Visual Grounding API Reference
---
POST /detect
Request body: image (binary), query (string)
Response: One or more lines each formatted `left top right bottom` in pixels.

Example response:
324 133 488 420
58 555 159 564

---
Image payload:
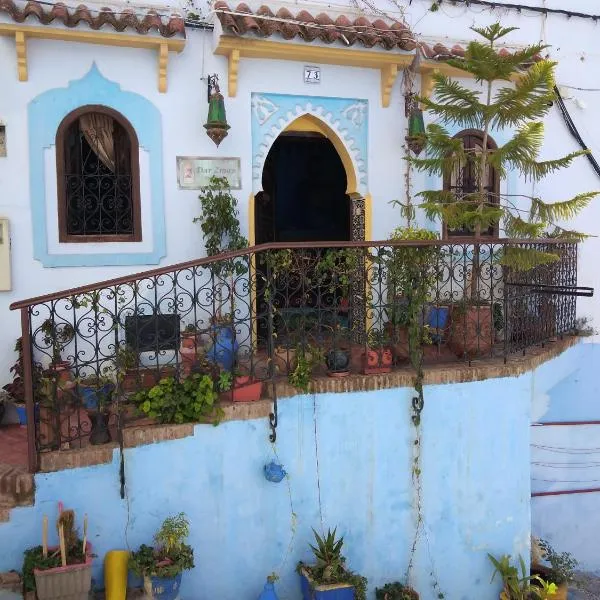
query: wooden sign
176 157 241 189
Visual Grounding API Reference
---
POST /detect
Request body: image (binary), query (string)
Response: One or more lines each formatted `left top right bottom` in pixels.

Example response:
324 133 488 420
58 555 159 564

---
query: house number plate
304 66 321 84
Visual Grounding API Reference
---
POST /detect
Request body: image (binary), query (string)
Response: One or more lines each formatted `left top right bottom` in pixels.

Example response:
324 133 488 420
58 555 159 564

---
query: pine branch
490 60 557 128
419 75 484 128
531 193 598 222
503 214 546 238
500 247 560 271
523 151 590 180
546 227 594 242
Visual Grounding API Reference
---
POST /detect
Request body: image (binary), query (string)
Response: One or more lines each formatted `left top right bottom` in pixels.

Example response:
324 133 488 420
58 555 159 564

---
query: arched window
56 106 141 242
443 129 499 237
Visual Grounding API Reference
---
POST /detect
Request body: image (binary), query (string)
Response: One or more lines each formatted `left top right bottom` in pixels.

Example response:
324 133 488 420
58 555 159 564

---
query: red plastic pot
232 376 263 402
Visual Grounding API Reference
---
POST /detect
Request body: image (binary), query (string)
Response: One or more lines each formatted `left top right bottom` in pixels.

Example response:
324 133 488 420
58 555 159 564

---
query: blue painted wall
0 374 535 600
531 341 600 574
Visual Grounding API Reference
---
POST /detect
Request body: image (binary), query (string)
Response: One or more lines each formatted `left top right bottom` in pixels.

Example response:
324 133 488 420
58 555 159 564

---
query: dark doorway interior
255 133 352 347
255 133 350 243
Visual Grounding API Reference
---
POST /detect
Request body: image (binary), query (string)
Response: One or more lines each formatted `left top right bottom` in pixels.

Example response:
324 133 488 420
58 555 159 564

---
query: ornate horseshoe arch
250 92 370 244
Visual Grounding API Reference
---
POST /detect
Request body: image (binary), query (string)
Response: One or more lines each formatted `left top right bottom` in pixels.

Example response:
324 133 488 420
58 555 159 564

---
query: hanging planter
264 461 286 483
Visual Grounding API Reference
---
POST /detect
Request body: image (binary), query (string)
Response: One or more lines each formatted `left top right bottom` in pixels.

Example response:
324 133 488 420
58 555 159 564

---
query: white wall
1 0 600 380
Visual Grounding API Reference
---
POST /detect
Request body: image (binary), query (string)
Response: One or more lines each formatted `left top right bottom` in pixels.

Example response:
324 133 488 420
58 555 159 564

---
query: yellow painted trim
158 43 169 93
420 69 438 103
228 48 240 97
15 30 27 82
284 116 328 136
381 64 398 108
248 193 256 246
365 193 372 241
248 193 257 347
215 36 482 104
0 24 185 92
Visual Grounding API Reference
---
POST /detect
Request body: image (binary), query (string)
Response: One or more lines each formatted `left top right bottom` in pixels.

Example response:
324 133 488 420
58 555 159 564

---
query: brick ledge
38 337 578 473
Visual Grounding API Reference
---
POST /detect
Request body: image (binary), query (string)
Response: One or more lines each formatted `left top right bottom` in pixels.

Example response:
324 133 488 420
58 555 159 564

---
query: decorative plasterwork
28 64 166 267
251 92 368 195
0 23 185 92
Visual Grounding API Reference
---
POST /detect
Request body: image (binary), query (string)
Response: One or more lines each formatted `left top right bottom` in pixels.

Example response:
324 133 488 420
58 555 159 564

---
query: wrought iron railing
10 239 579 471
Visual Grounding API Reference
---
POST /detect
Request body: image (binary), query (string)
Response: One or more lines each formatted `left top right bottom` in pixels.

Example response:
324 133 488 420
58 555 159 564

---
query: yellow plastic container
104 549 130 600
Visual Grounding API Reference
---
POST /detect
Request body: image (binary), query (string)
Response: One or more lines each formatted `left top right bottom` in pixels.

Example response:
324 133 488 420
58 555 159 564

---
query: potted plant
297 528 367 600
325 348 350 377
364 330 393 374
77 375 114 445
3 338 45 425
449 299 494 358
23 508 92 600
130 513 194 600
488 554 557 599
411 24 595 333
133 372 222 425
531 539 577 600
180 323 201 350
41 319 74 383
376 582 419 600
288 345 323 393
217 368 263 403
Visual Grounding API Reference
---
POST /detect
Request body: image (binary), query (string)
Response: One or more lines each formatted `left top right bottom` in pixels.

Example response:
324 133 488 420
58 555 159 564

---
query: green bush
133 373 222 424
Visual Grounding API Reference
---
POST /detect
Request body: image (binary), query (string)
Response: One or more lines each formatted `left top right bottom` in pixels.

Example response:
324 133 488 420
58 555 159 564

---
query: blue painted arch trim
28 64 166 267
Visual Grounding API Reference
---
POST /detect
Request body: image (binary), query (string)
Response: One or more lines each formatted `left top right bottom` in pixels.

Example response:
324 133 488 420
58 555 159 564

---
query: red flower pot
363 347 393 374
232 376 263 402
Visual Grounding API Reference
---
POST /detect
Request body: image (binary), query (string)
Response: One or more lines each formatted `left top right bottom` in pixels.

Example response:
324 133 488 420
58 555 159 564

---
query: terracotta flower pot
34 543 93 600
449 305 493 358
232 376 263 402
363 347 393 374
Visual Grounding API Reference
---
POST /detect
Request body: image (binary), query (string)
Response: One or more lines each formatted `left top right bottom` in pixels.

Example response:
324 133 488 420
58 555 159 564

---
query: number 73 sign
304 66 321 84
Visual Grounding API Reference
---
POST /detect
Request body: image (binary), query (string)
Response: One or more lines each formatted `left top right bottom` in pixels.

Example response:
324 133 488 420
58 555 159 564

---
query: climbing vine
387 227 444 598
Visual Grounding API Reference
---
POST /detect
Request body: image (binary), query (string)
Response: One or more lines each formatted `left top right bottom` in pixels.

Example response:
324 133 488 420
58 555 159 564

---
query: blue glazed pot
326 350 350 373
258 581 280 600
205 325 239 371
300 572 354 600
264 461 286 483
145 573 182 600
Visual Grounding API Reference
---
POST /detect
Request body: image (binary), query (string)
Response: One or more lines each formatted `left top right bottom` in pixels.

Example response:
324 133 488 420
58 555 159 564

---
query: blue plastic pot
300 572 354 600
427 306 450 343
80 383 114 411
15 403 39 425
205 325 238 371
15 405 27 425
145 574 182 600
264 461 286 483
258 581 280 600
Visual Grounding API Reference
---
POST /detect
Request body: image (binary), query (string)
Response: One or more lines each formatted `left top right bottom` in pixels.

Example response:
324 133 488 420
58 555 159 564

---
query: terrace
5 238 583 473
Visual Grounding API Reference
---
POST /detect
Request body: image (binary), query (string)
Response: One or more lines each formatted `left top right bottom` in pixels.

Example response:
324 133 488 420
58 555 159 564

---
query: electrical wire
532 444 600 454
432 0 600 22
554 85 600 181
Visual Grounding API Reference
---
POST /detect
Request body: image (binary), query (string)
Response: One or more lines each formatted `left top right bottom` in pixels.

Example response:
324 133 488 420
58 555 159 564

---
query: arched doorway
255 116 355 244
254 116 367 346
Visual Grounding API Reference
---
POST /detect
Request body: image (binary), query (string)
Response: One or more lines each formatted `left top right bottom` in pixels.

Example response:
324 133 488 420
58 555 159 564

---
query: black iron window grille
56 106 141 243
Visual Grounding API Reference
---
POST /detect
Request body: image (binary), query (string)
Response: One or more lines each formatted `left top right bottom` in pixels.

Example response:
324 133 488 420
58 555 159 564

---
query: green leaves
409 22 597 256
133 373 222 424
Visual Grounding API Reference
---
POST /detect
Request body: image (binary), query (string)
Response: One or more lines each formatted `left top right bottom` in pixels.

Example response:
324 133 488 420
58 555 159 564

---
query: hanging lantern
204 75 230 147
406 106 426 155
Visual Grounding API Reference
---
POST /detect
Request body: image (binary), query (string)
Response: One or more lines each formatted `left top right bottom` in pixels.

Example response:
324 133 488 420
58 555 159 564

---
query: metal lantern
204 75 230 147
406 106 426 155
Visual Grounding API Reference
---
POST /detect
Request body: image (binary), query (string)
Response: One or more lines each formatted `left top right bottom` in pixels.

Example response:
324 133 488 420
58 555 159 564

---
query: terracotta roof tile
0 0 185 37
214 1 417 51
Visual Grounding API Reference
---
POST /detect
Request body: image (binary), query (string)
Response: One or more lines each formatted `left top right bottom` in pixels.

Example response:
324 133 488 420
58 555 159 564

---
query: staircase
0 464 35 523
